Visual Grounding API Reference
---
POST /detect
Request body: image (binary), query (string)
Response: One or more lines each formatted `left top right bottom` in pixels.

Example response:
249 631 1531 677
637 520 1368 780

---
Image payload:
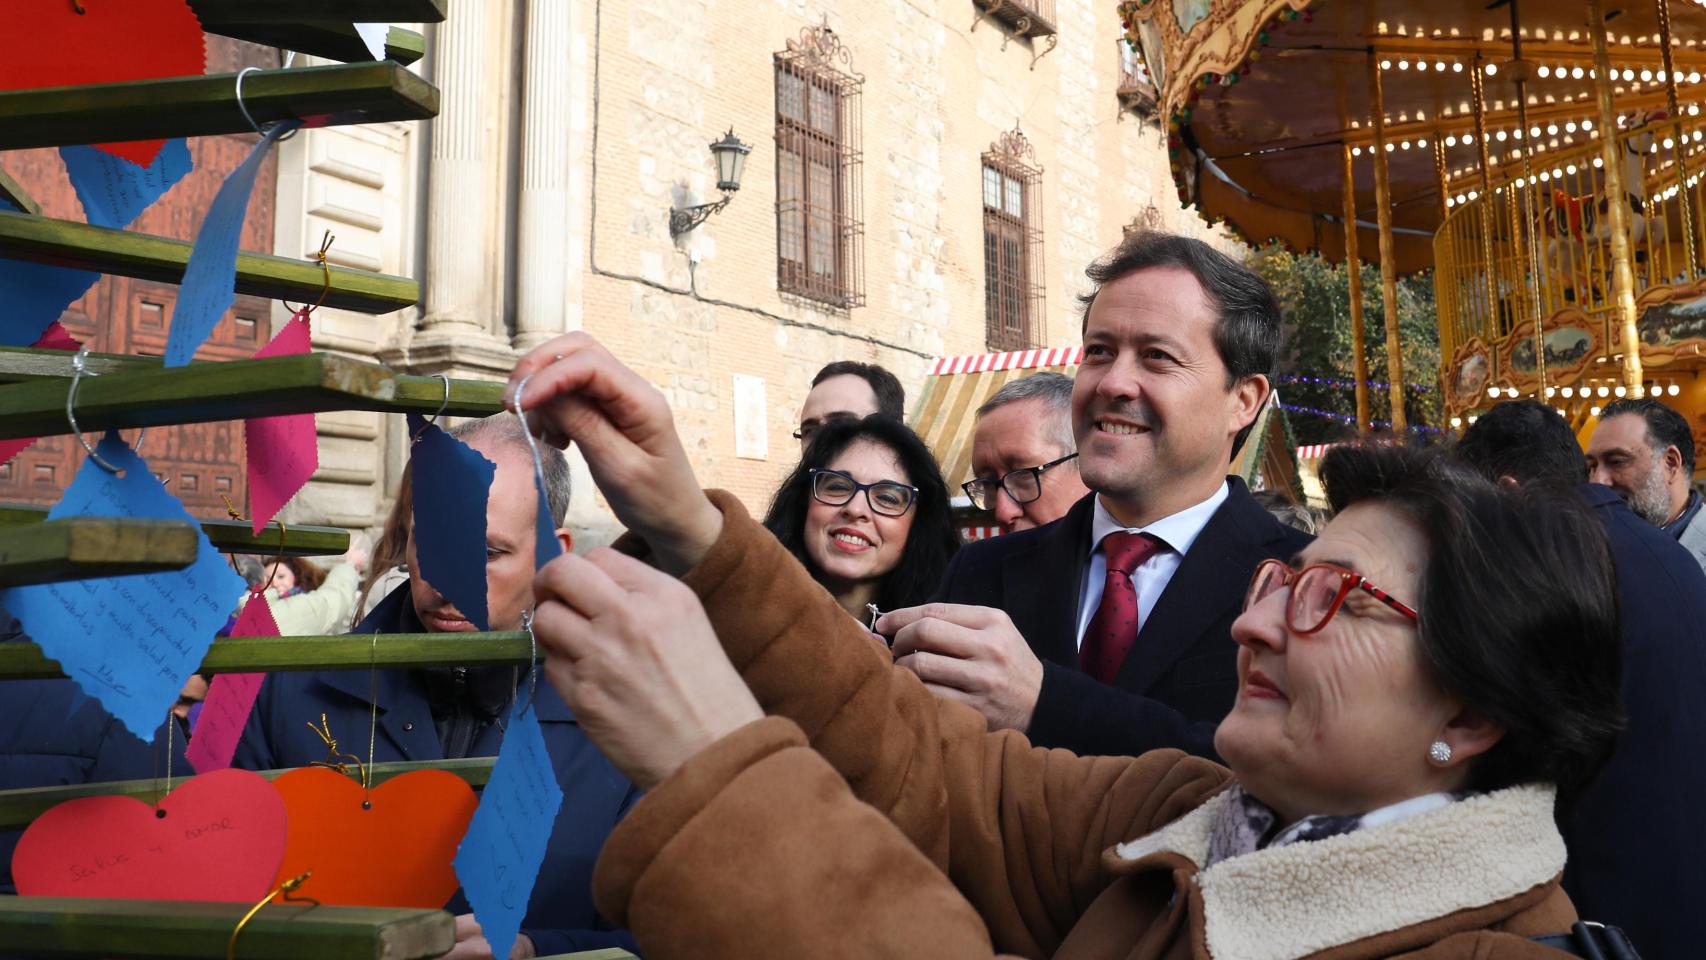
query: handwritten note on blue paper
164 122 298 367
454 698 563 960
0 433 244 741
408 414 493 630
0 258 99 347
62 138 193 230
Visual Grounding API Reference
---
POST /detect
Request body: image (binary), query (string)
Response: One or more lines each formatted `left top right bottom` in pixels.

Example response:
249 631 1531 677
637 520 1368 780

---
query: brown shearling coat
592 493 1582 959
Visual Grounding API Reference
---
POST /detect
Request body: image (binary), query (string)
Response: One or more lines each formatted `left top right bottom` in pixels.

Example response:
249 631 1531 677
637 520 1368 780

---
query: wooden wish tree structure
1124 0 1706 454
0 4 630 959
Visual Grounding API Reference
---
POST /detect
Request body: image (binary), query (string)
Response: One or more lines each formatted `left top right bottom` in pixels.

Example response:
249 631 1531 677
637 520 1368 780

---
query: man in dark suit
1458 399 1706 960
880 232 1310 759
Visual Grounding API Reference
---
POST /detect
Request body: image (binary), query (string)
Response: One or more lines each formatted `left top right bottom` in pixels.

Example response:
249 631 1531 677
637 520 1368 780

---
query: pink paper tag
244 311 319 534
1 323 81 467
184 593 278 774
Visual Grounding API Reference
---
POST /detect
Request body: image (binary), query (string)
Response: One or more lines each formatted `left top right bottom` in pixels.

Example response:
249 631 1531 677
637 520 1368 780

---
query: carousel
1121 0 1706 459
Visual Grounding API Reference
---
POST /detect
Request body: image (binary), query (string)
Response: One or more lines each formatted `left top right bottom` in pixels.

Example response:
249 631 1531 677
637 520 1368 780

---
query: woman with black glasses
763 415 960 622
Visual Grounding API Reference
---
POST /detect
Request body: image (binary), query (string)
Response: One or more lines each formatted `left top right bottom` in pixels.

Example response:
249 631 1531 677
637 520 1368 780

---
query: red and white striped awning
1295 443 1341 460
925 346 1084 377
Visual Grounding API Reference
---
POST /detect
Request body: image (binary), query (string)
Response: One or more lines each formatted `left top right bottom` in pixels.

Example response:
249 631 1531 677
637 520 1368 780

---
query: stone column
514 0 576 350
408 0 517 376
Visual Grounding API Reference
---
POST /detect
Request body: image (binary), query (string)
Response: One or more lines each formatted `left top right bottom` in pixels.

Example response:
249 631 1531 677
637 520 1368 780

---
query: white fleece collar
1113 784 1564 960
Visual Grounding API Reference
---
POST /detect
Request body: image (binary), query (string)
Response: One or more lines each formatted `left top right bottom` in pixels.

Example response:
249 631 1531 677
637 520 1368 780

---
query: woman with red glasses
510 336 1627 960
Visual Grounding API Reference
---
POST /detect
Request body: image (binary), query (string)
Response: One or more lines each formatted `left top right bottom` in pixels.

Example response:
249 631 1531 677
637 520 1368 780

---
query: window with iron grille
774 26 865 309
982 129 1044 351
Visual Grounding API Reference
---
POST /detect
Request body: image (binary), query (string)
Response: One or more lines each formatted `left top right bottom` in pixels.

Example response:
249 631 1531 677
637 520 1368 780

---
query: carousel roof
1123 0 1706 271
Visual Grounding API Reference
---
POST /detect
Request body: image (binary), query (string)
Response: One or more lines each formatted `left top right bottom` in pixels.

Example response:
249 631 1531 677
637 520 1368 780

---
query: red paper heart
12 768 287 903
0 0 206 165
271 767 479 908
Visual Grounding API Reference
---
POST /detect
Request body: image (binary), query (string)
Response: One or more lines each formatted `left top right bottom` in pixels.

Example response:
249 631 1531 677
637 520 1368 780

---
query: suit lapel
1002 493 1095 668
1116 480 1282 695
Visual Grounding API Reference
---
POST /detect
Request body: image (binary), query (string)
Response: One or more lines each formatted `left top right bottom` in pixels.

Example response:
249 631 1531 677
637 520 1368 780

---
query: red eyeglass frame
1245 558 1420 635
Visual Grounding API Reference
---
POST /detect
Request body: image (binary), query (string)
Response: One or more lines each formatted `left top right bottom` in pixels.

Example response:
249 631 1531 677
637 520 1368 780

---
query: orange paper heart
271 766 478 908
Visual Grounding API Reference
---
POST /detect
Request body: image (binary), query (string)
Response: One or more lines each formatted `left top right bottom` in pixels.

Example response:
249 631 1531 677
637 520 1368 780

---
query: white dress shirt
1073 481 1231 648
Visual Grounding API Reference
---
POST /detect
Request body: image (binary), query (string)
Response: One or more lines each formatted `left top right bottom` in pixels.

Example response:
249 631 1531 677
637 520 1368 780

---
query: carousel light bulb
1464 133 1474 144
1398 60 1410 70
1352 146 1363 156
1418 137 1428 147
1450 416 1463 428
1640 69 1653 82
1386 141 1396 151
1573 67 1585 79
1547 123 1559 135
1583 119 1593 130
1445 135 1458 146
1497 129 1509 140
1597 385 1611 397
1552 167 1563 178
1539 65 1551 78
1593 156 1604 168
1615 385 1628 397
1446 196 1456 207
1488 386 1502 399
1540 171 1551 181
1453 62 1465 73
1622 69 1635 82
1381 59 1393 70
1591 405 1601 417
1435 61 1447 72
1691 72 1703 84
1665 138 1676 150
1562 386 1575 398
1657 70 1667 83
1669 383 1682 396
1401 139 1412 149
1567 163 1578 175
1506 386 1520 399
1545 386 1556 397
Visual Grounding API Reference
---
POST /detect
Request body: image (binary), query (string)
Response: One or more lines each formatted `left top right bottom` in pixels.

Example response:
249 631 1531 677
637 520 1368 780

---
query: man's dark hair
1320 443 1622 811
1454 400 1587 488
764 415 960 612
1600 397 1696 475
811 361 906 421
1076 231 1281 457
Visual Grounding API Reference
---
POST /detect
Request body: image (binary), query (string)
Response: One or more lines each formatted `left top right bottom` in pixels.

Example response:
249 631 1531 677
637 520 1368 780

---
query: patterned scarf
1205 783 1460 867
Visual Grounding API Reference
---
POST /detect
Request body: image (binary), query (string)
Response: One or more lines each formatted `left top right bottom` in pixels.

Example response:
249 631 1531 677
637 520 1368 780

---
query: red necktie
1080 531 1166 684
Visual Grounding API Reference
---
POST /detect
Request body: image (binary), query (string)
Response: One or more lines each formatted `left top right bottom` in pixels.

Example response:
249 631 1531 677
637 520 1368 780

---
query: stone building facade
271 0 1229 542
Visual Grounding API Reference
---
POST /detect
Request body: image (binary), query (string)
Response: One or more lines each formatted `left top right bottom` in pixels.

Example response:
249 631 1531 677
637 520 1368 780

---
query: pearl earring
1428 740 1452 764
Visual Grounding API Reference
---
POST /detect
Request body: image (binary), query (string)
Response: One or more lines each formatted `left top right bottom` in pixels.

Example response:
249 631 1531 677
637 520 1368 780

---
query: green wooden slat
0 759 495 832
0 210 418 315
0 62 438 152
187 0 446 24
0 896 452 960
536 952 641 960
0 353 398 441
0 506 350 558
197 21 427 67
0 632 534 681
0 167 40 216
0 518 198 587
393 373 508 417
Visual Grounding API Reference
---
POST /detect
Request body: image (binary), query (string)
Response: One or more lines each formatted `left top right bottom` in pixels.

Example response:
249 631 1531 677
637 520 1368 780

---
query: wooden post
1342 144 1372 433
1589 0 1648 397
1367 55 1409 433
1470 59 1502 347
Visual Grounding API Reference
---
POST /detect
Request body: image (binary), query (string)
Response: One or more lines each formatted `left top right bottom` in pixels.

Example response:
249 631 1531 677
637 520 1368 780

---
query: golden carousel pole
1342 143 1372 432
1367 52 1409 433
1470 56 1502 358
1506 2 1547 399
1589 0 1647 396
1656 0 1699 279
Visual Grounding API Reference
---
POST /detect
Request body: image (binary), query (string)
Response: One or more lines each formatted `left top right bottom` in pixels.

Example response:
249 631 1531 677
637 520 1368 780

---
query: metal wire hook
234 67 299 141
519 610 539 716
410 375 452 442
66 346 126 474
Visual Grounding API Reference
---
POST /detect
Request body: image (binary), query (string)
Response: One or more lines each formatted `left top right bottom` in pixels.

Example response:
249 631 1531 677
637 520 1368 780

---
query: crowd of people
2 230 1703 960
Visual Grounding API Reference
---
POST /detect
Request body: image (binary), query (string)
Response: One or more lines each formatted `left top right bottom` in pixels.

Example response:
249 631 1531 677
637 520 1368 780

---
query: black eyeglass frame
960 453 1079 511
807 467 919 518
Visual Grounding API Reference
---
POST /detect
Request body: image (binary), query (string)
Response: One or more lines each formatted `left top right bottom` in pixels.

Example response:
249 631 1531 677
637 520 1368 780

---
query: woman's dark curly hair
763 415 961 612
1320 442 1623 810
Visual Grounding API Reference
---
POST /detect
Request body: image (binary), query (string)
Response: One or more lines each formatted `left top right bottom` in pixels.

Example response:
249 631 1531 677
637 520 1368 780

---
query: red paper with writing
271 766 478 908
0 323 80 468
0 0 206 165
184 593 277 774
244 310 318 535
11 768 287 902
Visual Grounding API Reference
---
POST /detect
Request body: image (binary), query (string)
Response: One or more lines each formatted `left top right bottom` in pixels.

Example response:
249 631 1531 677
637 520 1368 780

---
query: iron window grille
982 128 1045 352
774 25 866 309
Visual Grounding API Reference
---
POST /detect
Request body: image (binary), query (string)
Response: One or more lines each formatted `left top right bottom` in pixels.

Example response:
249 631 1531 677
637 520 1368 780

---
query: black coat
1565 483 1706 960
931 477 1311 758
231 584 640 956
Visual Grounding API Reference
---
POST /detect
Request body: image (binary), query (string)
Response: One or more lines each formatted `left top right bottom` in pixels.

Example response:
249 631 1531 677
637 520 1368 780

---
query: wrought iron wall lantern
668 129 752 237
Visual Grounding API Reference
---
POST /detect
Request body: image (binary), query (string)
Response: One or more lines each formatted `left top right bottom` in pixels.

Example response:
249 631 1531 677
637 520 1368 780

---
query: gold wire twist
305 713 366 779
227 871 317 960
281 231 336 316
364 633 378 797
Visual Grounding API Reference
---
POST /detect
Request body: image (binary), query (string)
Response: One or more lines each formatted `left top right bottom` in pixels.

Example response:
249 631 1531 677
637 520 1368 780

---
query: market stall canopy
1120 0 1706 271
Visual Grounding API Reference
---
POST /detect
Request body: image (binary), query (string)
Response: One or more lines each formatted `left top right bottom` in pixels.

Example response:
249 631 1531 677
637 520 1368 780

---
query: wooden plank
0 759 495 831
536 952 641 960
0 349 505 417
0 353 398 441
0 632 535 681
0 896 452 960
0 62 438 152
0 506 350 558
187 0 446 24
0 517 198 587
0 210 419 315
196 21 427 67
0 166 41 216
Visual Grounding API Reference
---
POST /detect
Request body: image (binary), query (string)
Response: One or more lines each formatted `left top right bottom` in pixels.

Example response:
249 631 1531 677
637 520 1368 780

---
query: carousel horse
1542 109 1669 301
